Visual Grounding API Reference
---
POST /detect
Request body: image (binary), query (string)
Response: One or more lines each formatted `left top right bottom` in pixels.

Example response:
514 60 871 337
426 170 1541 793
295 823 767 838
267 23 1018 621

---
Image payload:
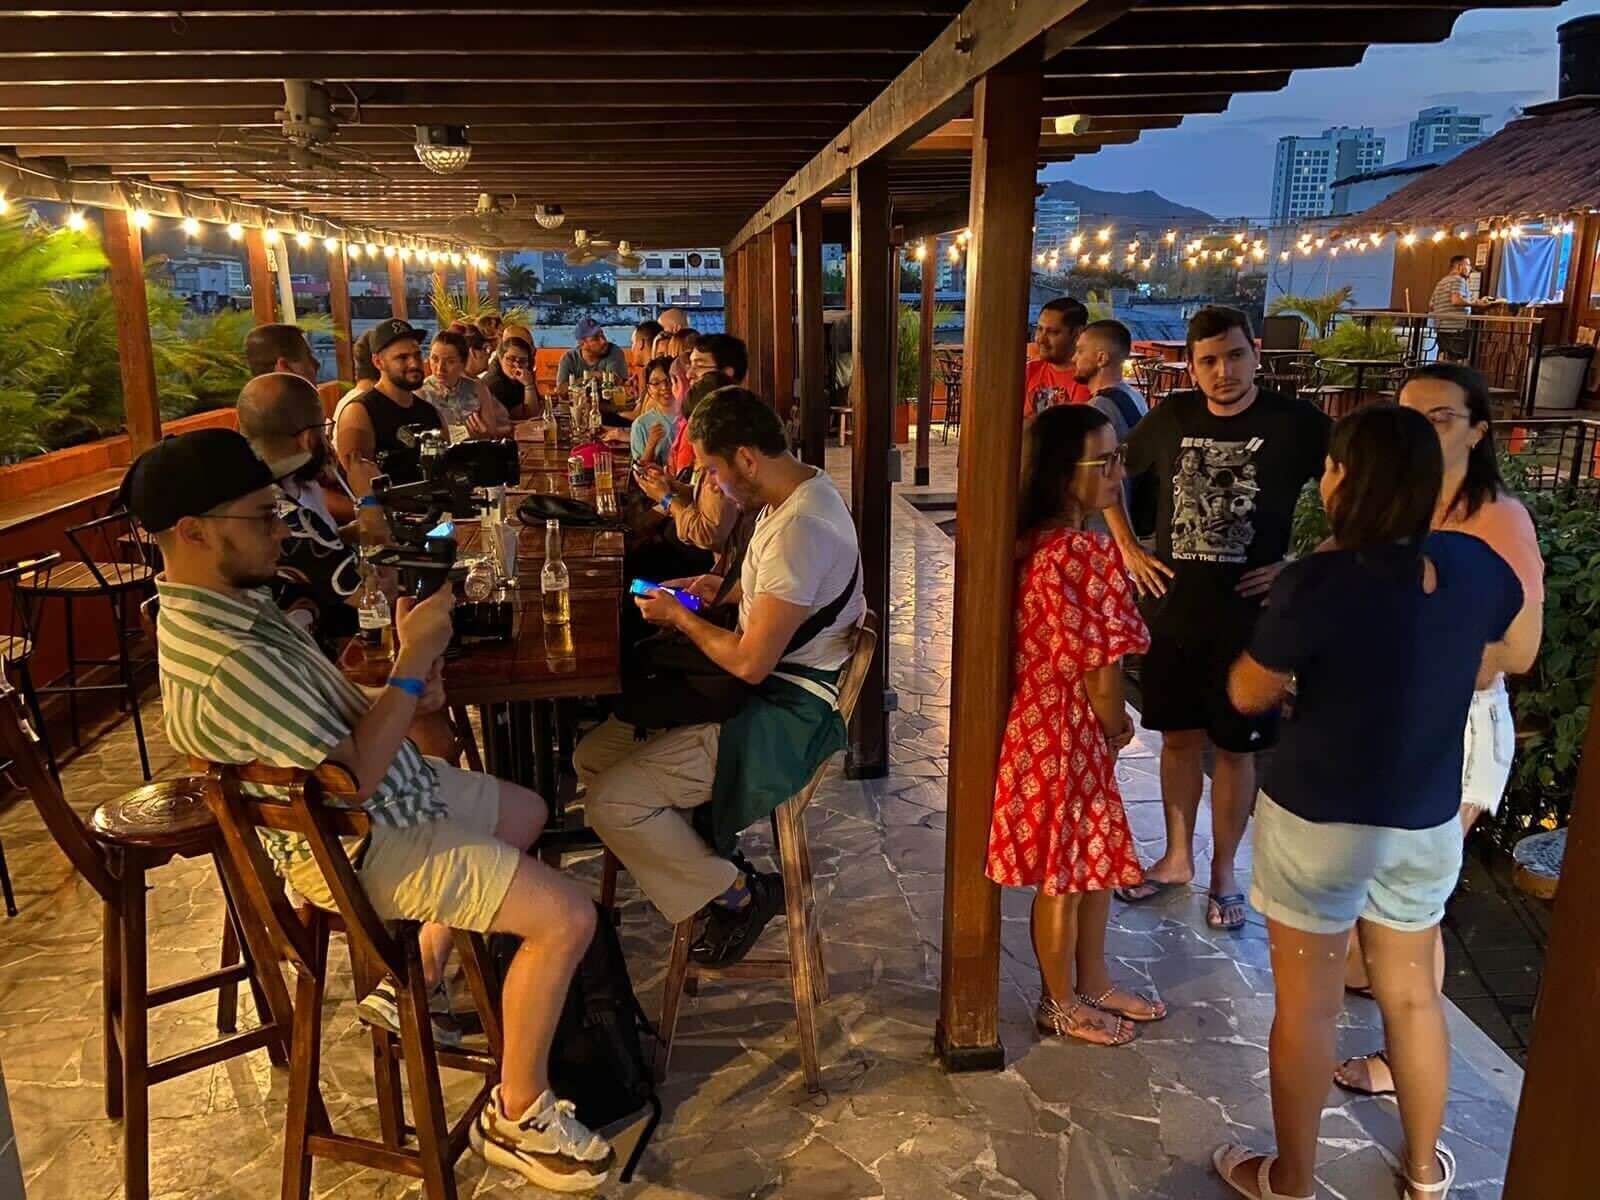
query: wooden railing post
328 242 354 385
770 218 796 425
103 207 162 455
388 253 408 320
1505 652 1600 1197
245 227 275 325
937 44 1043 1073
916 238 937 486
796 199 827 467
846 157 891 781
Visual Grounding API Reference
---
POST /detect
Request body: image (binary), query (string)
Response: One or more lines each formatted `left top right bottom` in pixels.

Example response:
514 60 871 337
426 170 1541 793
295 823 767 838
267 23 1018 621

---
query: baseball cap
574 316 604 341
370 317 421 355
118 430 275 533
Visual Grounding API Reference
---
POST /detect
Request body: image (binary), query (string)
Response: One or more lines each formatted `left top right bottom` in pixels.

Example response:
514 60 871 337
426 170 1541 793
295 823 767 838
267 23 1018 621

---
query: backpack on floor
489 904 661 1182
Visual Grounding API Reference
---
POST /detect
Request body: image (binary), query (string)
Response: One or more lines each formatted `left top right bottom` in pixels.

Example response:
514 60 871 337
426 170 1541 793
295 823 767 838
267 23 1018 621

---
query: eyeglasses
1422 407 1473 427
1074 445 1127 476
296 418 335 440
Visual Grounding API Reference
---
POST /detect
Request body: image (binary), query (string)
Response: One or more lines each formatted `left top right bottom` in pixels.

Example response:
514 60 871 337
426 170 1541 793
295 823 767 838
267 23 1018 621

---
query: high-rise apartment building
1269 126 1386 222
1407 106 1489 157
1032 197 1081 260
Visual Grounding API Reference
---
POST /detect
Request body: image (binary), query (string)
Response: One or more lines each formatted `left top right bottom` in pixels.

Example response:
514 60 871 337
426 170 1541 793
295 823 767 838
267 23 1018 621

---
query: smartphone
628 577 702 612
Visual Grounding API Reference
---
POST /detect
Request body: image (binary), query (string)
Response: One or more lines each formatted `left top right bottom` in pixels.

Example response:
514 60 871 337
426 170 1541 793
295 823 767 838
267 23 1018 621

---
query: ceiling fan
200 80 392 193
566 229 641 270
446 194 567 248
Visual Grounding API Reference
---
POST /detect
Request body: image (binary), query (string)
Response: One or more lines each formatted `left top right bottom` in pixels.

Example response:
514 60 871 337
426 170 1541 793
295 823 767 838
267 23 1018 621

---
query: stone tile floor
0 460 1527 1198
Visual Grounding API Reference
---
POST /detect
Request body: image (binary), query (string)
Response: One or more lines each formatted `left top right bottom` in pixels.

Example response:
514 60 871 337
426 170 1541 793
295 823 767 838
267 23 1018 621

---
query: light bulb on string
1069 235 1083 253
226 222 243 240
294 231 311 249
263 227 279 244
366 243 379 257
66 211 87 232
1401 232 1417 247
348 242 362 260
947 243 959 262
182 217 201 237
130 208 152 230
324 237 339 253
1096 226 1111 243
1431 230 1446 243
0 193 9 215
1097 252 1111 267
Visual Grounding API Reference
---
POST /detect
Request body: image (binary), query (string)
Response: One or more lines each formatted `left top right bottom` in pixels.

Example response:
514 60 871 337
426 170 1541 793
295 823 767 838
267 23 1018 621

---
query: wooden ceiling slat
1046 44 1366 72
0 14 946 54
1043 70 1292 96
0 108 852 130
1082 5 1460 46
5 128 841 148
6 1 965 13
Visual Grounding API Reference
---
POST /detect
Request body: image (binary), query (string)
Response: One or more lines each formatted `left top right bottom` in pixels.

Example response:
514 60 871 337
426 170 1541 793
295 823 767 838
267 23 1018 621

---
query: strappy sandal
1212 1145 1313 1200
1402 1144 1456 1200
1333 1049 1395 1097
1079 985 1168 1023
1036 996 1135 1047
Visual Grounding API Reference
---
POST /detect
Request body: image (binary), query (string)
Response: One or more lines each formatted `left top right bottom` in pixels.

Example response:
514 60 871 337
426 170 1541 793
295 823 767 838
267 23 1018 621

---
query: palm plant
1268 285 1353 339
498 261 540 298
428 274 532 334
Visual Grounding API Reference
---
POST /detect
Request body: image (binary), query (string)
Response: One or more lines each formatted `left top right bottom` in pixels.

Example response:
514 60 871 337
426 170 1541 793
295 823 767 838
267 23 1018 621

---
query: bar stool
934 348 963 443
0 682 293 1200
203 759 502 1200
654 612 879 1093
14 510 158 779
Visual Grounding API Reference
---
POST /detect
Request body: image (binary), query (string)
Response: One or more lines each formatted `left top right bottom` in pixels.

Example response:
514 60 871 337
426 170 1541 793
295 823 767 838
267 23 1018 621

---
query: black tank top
355 388 441 462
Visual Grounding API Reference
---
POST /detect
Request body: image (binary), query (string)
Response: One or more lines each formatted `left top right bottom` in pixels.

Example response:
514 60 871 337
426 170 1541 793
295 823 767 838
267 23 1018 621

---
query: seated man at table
555 316 628 389
1025 296 1092 420
578 387 865 967
245 323 321 384
127 430 615 1191
334 319 442 484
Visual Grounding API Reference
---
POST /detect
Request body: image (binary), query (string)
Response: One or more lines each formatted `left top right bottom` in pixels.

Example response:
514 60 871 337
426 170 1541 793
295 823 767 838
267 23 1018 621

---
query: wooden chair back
0 679 115 901
1 553 59 672
199 759 407 982
67 508 157 589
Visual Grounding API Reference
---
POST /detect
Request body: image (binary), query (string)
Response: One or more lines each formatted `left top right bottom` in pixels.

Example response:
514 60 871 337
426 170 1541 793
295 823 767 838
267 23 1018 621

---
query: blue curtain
1501 235 1559 303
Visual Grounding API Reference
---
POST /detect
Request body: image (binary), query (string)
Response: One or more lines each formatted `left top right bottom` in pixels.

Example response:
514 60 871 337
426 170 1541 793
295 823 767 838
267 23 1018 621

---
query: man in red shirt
1023 296 1092 420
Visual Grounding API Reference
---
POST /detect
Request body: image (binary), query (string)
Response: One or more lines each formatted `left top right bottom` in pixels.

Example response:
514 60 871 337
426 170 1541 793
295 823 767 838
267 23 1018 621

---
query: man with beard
244 323 321 383
579 388 864 967
1102 306 1329 933
1070 319 1149 535
128 430 616 1192
334 319 441 482
1024 296 1092 420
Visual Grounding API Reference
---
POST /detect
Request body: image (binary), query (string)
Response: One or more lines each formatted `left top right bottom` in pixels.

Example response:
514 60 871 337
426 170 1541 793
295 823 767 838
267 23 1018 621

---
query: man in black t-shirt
1103 306 1330 932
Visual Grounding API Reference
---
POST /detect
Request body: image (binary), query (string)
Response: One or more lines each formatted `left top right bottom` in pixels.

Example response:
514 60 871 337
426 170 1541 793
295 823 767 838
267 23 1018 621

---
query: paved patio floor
0 451 1525 1198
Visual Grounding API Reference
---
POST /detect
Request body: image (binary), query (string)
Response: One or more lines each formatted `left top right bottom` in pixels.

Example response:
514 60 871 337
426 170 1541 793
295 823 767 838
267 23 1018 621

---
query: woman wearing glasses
1332 364 1544 1102
987 405 1167 1048
630 356 679 468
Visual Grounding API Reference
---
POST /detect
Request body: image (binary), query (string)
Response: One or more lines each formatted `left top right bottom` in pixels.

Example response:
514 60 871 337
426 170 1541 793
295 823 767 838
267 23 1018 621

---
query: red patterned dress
986 528 1149 895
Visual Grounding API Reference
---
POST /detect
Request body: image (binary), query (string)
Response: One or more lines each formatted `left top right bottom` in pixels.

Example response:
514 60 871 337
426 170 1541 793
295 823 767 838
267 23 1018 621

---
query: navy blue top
1251 531 1522 829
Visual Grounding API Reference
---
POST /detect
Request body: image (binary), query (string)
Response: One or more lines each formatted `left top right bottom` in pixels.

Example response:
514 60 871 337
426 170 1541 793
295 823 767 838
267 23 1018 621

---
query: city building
1032 197 1081 260
1407 105 1489 157
1269 126 1386 221
163 254 246 311
1329 143 1475 216
613 247 724 307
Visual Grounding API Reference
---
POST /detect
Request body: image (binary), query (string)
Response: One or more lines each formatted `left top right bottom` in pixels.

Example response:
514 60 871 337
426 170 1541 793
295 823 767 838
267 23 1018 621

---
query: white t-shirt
332 383 368 427
740 470 864 671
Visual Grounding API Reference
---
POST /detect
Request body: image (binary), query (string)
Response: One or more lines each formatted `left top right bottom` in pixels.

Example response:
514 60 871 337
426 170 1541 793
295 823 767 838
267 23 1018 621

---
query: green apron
704 662 845 856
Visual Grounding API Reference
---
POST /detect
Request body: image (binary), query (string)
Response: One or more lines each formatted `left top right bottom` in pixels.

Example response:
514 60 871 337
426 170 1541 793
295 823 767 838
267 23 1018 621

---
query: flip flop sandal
1079 986 1168 1023
1212 1145 1314 1200
1403 1143 1456 1199
1036 997 1135 1047
1334 1049 1396 1097
1114 879 1183 904
1207 891 1248 931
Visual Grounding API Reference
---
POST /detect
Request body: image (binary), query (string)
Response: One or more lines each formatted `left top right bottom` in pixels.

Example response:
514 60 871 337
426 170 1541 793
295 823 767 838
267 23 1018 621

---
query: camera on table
374 426 520 548
368 520 512 646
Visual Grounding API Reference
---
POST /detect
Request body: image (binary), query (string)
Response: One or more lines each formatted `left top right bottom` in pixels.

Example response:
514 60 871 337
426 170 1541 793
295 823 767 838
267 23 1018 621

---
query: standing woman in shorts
1335 363 1544 1099
1214 405 1526 1200
986 406 1167 1047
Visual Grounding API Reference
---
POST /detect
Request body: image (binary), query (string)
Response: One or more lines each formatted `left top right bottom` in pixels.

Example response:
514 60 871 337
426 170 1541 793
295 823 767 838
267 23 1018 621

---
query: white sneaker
355 981 466 1050
470 1084 613 1193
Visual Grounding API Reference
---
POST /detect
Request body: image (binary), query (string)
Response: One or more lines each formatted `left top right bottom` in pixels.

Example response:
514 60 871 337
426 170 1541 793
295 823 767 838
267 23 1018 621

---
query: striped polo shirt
156 579 443 866
1429 272 1468 331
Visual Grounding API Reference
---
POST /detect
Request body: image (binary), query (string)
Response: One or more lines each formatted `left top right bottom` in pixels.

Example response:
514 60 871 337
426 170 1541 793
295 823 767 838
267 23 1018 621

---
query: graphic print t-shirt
1123 388 1330 642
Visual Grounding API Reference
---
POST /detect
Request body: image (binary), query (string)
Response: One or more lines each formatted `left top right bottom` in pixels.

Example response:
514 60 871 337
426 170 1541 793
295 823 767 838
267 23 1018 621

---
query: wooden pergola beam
328 243 354 384
1083 5 1459 45
245 226 275 325
727 0 1134 251
387 253 407 320
102 206 162 454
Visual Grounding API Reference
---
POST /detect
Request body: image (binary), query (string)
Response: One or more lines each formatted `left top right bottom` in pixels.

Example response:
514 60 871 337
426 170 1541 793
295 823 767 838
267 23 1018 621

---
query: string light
1431 230 1446 243
0 192 8 215
294 231 312 249
1279 251 1290 262
348 242 363 260
1096 226 1111 244
263 227 279 244
1401 232 1417 247
181 216 201 237
1096 252 1110 267
947 243 959 262
383 244 396 257
65 210 86 232
1069 235 1083 253
1165 230 1177 245
1126 239 1139 252
450 251 462 267
366 242 379 257
130 208 152 230
1233 231 1246 245
226 222 243 240
323 236 338 253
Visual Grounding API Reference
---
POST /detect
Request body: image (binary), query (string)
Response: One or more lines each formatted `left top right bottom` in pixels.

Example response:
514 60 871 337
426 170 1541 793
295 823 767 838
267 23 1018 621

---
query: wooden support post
1506 653 1600 1197
388 254 408 320
936 46 1043 1074
770 219 796 425
464 256 480 306
328 244 355 385
102 207 162 455
915 238 937 486
486 256 501 308
751 232 774 398
743 244 762 374
272 237 297 325
846 158 892 780
724 245 743 341
245 228 275 325
796 199 827 468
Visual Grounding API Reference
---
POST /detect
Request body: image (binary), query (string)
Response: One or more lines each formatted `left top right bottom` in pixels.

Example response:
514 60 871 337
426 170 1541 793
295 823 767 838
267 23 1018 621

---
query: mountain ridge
1040 178 1214 223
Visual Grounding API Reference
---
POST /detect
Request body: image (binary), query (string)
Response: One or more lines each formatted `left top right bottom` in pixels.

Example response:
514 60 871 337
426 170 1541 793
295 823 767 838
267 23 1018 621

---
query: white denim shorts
1461 676 1515 818
1249 794 1462 935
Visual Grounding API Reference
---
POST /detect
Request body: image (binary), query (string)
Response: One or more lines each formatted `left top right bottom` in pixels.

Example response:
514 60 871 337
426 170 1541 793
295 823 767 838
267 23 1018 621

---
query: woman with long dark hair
986 405 1166 1047
1215 405 1526 1200
1333 364 1544 1096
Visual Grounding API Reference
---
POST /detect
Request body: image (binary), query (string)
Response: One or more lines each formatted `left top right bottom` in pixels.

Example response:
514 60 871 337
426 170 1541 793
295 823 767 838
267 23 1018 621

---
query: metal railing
1335 310 1545 414
1500 416 1600 506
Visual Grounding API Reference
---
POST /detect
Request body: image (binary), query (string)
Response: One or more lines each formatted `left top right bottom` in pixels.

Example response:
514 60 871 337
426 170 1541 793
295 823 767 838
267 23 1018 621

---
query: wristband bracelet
358 495 381 509
388 675 425 698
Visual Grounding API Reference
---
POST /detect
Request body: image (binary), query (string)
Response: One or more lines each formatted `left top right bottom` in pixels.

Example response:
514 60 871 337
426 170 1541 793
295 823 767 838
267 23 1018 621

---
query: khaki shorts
285 759 521 933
